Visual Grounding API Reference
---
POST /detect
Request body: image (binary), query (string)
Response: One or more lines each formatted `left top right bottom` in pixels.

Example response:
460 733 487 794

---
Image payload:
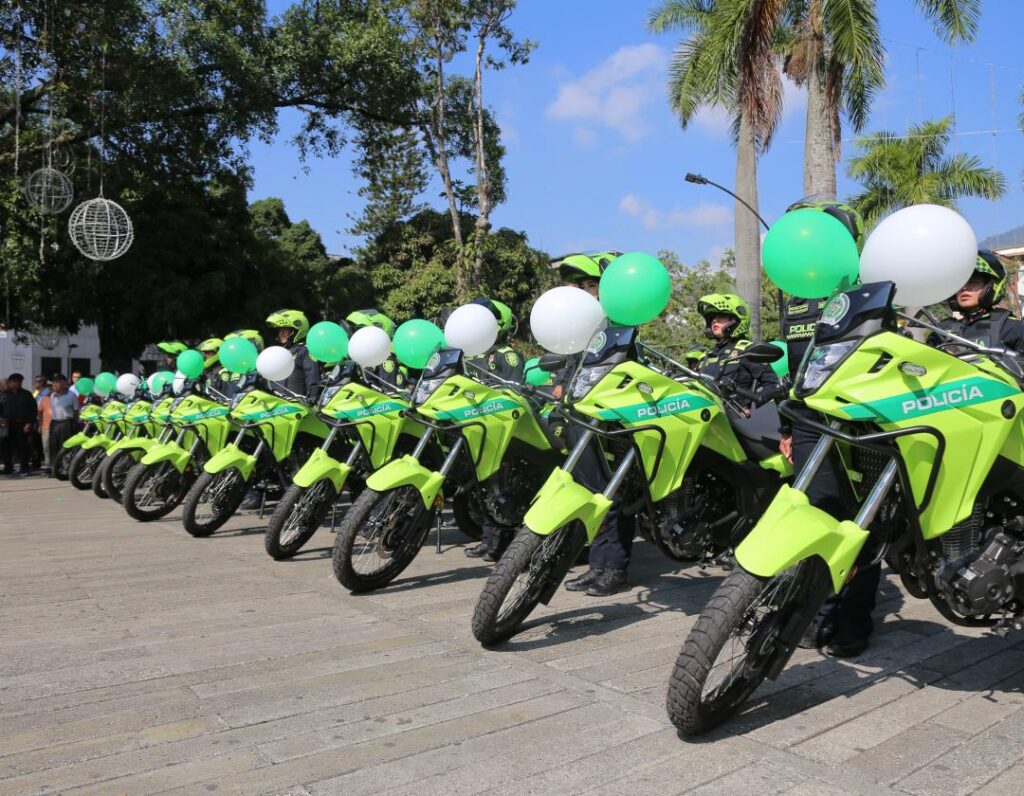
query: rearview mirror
740 342 784 364
538 353 568 372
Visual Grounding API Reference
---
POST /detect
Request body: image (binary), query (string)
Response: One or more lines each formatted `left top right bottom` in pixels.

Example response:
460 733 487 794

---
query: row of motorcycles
52 279 1024 739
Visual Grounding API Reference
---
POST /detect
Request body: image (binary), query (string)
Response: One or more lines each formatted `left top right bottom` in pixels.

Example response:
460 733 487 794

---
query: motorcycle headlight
319 385 341 408
570 364 614 401
798 340 858 394
414 376 447 406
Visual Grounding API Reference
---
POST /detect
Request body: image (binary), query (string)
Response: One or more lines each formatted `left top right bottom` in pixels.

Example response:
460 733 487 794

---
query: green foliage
847 116 1007 229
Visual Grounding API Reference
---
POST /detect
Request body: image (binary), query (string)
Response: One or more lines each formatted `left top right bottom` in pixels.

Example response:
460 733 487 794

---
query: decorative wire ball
68 197 134 261
23 167 74 215
28 323 63 350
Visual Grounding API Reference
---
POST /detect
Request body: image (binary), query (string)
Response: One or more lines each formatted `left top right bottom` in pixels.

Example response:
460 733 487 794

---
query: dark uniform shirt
781 297 828 379
366 356 408 391
466 345 525 384
699 338 781 407
927 307 1024 353
280 342 321 401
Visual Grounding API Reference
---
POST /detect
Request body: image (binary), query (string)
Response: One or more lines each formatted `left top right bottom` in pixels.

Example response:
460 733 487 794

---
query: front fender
759 453 794 478
735 484 870 594
63 431 90 450
80 435 114 452
293 447 351 492
107 436 160 457
204 444 257 480
523 468 612 541
140 441 192 473
365 455 444 509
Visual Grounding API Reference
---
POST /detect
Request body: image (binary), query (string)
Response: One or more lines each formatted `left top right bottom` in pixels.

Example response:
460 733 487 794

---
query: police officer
197 337 225 394
343 309 408 389
927 249 1024 352
552 251 636 596
156 341 187 371
697 293 780 407
265 310 320 400
778 200 880 658
464 297 524 385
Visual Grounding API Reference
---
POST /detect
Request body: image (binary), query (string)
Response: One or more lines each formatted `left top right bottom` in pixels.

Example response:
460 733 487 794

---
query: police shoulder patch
383 359 395 373
505 351 520 366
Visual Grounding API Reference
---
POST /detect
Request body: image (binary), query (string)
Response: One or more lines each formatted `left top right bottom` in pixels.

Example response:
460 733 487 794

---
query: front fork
795 432 900 567
560 429 636 503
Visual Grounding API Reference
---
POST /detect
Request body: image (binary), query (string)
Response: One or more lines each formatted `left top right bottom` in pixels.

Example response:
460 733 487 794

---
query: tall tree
784 0 980 197
847 115 1006 228
648 0 785 339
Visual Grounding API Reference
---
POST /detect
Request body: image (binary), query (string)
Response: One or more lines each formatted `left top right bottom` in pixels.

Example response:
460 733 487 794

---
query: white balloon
530 286 607 355
116 373 141 398
348 326 392 368
444 303 499 356
257 346 295 382
860 204 978 307
172 370 187 395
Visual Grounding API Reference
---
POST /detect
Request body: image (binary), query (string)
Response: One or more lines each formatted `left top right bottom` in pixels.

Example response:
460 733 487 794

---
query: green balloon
76 377 94 397
762 209 859 298
524 357 552 386
307 321 350 363
220 337 259 374
769 340 789 379
176 349 205 379
159 369 176 387
599 252 671 326
94 372 116 396
393 319 445 369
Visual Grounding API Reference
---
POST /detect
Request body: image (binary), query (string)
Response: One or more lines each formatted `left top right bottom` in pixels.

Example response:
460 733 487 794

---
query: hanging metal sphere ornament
68 197 134 261
23 167 74 214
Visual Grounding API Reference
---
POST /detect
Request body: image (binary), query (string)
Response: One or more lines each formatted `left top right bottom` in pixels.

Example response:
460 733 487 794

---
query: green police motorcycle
180 360 329 537
666 281 1024 735
332 347 560 593
264 363 424 560
121 377 234 521
52 400 102 481
94 378 174 501
471 326 791 645
68 395 129 491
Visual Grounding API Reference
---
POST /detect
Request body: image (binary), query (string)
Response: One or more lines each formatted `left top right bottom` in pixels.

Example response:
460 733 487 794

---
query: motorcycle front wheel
332 486 433 592
123 461 193 521
264 480 338 560
52 447 74 481
68 447 105 491
471 523 586 646
181 468 248 537
666 558 829 736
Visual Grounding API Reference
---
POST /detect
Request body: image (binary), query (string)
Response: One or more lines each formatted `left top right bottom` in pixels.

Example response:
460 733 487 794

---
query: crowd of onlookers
0 371 83 477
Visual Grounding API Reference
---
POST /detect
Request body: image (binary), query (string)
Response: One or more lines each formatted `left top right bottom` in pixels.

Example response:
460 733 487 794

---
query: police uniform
928 307 1024 352
466 345 524 384
367 356 408 390
699 338 781 406
280 342 321 401
784 296 880 654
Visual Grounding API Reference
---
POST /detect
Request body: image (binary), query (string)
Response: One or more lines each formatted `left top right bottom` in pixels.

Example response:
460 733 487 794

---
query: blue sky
250 1 1024 265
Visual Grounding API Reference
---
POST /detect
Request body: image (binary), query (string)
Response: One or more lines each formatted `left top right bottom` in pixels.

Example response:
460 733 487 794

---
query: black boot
585 569 628 597
465 543 491 558
565 568 601 592
798 619 834 650
825 636 869 658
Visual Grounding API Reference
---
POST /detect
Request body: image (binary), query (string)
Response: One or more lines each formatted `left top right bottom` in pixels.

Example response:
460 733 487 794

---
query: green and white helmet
697 293 751 339
785 198 865 253
266 309 309 343
969 249 1008 309
344 309 397 338
471 296 515 333
554 251 622 284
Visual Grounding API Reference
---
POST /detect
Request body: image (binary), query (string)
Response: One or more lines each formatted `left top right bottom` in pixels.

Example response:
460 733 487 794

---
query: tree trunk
424 17 466 300
735 111 761 340
802 40 836 197
471 29 491 292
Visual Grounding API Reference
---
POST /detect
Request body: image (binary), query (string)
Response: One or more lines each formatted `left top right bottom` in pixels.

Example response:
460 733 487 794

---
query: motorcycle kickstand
330 498 339 533
258 489 266 520
435 513 443 554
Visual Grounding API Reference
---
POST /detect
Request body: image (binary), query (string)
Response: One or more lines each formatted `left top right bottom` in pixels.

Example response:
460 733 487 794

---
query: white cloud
619 194 732 231
573 127 599 149
547 44 667 143
706 244 729 264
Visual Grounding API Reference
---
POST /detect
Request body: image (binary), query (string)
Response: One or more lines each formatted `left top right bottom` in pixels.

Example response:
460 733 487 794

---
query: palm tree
648 0 785 339
847 115 1006 228
785 0 981 198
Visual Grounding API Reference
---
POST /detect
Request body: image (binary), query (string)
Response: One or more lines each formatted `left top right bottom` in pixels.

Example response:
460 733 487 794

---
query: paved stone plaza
3 475 1024 794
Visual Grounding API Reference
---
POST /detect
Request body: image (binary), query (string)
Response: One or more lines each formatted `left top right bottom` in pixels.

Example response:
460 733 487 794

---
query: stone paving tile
4 476 1024 795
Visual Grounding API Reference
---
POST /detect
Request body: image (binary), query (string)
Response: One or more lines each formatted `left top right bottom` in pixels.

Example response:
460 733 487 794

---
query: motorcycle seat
729 401 784 463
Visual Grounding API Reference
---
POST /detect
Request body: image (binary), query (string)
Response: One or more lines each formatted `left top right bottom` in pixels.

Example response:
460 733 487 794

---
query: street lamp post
684 173 784 331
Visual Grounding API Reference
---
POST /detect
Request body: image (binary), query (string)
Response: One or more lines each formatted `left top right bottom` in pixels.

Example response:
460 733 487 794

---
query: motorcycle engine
482 461 544 527
938 501 1024 617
